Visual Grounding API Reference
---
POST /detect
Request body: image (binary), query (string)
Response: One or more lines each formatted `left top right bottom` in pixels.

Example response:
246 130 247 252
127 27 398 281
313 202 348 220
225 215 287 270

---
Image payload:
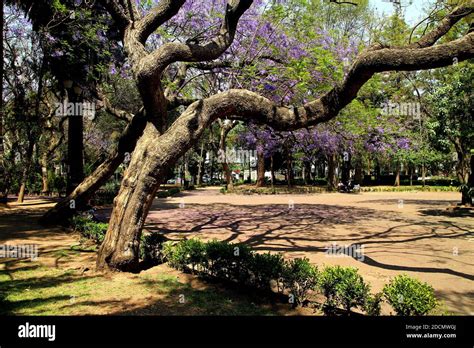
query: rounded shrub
282 257 318 307
319 266 370 314
383 275 438 315
249 252 285 292
364 292 383 316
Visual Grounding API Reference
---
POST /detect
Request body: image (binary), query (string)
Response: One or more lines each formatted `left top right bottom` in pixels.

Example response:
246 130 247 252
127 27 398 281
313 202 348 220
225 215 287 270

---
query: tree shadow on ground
144 202 473 282
358 199 459 206
419 208 473 218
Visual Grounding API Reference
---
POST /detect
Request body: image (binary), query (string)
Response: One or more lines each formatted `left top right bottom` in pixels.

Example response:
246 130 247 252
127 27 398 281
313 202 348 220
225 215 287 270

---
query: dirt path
147 189 474 315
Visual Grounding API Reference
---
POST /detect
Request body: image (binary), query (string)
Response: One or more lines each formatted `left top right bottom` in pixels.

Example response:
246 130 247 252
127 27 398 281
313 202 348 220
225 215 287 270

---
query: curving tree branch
135 0 187 44
407 3 473 49
140 0 253 79
170 32 473 133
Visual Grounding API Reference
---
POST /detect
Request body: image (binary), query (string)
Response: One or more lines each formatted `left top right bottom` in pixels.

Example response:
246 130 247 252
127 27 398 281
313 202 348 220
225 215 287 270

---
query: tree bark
354 161 362 185
327 154 337 191
66 93 84 194
40 111 146 225
394 163 400 187
256 149 265 187
196 141 204 185
303 161 311 185
97 100 214 271
455 144 472 205
219 122 234 190
17 140 35 203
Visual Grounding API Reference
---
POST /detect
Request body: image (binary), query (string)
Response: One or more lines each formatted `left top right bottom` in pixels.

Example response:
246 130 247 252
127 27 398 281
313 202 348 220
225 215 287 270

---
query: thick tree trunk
327 154 337 191
256 149 265 187
97 125 163 272
341 153 351 187
223 162 233 189
270 155 275 192
456 147 472 206
40 112 146 225
421 164 426 187
97 100 214 271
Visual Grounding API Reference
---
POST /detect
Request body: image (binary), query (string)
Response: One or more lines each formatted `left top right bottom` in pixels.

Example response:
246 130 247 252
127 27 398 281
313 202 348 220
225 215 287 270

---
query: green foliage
168 187 181 195
361 186 458 193
320 266 370 313
163 239 206 272
163 239 317 304
206 240 249 280
70 215 108 244
249 252 285 291
365 292 383 316
283 258 319 307
140 233 166 266
156 191 170 198
383 275 438 316
160 240 442 315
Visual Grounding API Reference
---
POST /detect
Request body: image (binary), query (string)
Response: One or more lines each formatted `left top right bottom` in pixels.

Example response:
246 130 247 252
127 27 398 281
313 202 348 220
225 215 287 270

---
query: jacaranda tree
10 0 473 272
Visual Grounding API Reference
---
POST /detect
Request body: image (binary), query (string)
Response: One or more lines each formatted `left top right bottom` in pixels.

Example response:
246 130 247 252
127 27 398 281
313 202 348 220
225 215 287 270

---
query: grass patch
0 260 274 316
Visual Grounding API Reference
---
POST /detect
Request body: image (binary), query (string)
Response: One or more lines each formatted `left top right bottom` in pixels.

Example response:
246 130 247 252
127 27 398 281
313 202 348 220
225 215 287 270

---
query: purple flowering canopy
10 0 470 271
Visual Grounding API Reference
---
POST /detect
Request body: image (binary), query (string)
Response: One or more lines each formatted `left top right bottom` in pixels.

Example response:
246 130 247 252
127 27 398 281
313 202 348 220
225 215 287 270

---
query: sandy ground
1 189 473 315
146 188 474 314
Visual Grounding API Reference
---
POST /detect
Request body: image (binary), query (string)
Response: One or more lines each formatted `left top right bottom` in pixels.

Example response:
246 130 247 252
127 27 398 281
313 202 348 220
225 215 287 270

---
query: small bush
249 252 285 291
206 239 240 279
365 292 383 316
156 190 170 198
163 238 206 272
283 258 318 307
140 233 166 265
320 266 370 314
71 215 108 244
383 275 438 315
169 187 181 195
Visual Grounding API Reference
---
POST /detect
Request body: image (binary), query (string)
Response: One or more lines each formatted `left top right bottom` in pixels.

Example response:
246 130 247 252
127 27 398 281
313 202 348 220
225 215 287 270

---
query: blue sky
370 0 436 24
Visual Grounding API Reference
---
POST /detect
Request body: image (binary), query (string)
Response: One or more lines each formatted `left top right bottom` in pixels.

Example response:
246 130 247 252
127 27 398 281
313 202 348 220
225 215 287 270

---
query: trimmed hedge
162 239 316 305
65 222 441 316
162 239 440 315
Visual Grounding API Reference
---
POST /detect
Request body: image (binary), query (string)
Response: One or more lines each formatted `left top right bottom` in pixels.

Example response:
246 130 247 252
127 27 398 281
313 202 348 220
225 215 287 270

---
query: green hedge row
361 185 458 192
161 239 439 315
71 215 108 244
68 216 439 316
